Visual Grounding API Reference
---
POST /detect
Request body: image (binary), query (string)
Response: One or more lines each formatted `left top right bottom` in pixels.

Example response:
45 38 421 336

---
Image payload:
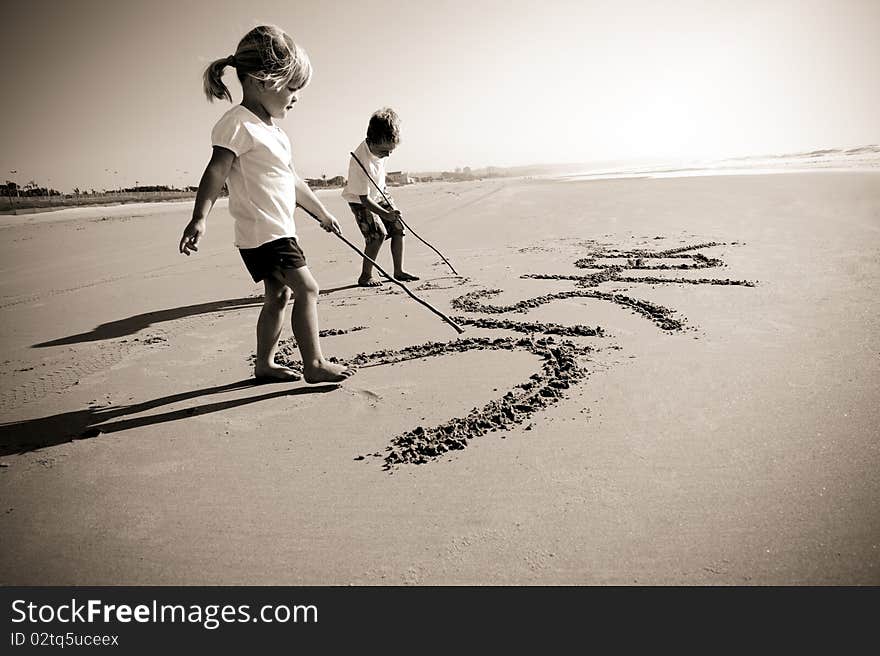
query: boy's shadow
0 379 339 457
33 296 264 347
319 283 360 295
32 289 368 348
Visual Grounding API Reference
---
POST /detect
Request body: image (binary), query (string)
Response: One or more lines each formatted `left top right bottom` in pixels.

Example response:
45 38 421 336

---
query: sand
0 172 878 585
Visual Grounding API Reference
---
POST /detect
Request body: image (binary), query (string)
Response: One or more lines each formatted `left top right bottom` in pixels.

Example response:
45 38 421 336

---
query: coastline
6 151 878 225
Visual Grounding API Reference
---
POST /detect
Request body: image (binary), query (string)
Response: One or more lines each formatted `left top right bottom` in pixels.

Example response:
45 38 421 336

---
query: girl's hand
319 214 341 235
179 218 206 255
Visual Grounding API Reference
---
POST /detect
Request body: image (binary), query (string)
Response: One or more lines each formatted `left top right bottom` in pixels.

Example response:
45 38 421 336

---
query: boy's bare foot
303 360 356 384
394 271 420 282
358 276 382 287
254 363 302 382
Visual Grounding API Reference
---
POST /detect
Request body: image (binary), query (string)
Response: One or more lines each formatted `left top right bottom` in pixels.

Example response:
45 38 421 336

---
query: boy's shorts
349 202 405 242
238 237 307 283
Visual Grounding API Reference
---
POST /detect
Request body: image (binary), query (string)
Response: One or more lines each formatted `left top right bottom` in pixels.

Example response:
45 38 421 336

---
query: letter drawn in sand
270 241 754 470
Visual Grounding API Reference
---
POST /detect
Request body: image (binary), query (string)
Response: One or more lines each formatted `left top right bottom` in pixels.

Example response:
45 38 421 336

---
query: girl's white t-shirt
211 105 297 249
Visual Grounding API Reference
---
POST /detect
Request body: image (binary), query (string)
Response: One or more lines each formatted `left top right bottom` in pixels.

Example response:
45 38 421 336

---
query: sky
1 0 879 192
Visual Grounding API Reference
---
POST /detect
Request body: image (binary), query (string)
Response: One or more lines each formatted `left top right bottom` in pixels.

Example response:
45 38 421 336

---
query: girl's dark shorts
238 237 307 283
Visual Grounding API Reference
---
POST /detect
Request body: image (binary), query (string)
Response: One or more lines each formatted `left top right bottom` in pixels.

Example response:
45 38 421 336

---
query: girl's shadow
0 379 338 456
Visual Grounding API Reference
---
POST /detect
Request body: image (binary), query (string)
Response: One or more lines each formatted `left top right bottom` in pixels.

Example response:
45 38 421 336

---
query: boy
342 107 419 287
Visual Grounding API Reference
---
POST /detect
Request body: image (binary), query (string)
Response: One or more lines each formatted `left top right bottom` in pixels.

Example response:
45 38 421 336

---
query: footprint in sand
348 388 382 403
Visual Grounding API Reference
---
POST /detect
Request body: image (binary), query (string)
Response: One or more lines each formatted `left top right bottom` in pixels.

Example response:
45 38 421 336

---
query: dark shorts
238 237 307 283
349 202 405 242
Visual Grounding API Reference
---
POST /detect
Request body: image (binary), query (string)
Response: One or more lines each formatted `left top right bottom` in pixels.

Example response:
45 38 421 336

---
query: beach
0 170 878 585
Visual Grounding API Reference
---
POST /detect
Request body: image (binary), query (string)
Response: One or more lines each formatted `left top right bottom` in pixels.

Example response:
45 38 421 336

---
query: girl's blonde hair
203 25 312 103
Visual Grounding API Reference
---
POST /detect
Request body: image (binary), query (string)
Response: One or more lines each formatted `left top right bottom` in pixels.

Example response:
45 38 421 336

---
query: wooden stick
297 205 465 334
350 151 459 275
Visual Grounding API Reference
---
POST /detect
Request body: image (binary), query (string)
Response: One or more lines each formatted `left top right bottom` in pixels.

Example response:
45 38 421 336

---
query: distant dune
553 144 880 182
415 145 880 183
730 144 880 161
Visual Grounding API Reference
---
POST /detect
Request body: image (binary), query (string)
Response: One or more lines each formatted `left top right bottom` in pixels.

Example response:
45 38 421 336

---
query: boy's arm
348 152 401 220
179 147 235 255
294 174 342 234
358 195 402 222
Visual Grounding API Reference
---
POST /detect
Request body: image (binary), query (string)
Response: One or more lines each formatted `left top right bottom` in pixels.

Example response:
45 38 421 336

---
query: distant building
386 171 413 185
305 176 346 188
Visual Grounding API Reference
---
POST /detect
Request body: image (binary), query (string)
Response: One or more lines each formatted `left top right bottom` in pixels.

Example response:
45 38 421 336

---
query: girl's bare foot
303 359 356 384
358 276 382 287
394 271 419 282
254 363 302 382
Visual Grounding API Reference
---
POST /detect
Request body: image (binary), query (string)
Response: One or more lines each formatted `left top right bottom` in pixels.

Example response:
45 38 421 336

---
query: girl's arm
179 147 235 255
293 174 342 235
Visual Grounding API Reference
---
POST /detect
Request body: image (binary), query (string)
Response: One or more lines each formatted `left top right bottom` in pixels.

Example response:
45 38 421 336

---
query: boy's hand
384 208 402 222
179 218 206 255
319 213 342 235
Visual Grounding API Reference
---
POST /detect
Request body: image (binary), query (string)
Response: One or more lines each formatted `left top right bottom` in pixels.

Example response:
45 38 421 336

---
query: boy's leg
379 198 416 282
351 203 387 286
254 277 300 381
280 266 355 383
389 233 419 282
359 236 384 286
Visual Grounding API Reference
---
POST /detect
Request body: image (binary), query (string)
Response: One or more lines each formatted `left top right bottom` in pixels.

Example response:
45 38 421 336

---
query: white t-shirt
341 140 385 205
211 105 297 249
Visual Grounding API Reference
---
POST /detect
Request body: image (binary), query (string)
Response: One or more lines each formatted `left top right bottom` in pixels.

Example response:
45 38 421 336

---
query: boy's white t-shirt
211 105 297 249
341 140 385 205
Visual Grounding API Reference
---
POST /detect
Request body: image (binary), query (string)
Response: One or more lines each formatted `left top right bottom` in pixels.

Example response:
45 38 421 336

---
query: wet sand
1 172 878 584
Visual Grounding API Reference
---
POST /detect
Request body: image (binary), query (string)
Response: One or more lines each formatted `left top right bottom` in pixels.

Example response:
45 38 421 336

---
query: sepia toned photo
1 0 878 588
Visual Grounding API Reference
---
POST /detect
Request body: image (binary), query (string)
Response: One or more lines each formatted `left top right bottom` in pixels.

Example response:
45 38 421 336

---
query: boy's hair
366 107 401 145
203 25 312 103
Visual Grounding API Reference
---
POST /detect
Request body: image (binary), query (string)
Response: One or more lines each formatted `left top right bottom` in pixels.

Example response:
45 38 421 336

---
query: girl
179 25 354 384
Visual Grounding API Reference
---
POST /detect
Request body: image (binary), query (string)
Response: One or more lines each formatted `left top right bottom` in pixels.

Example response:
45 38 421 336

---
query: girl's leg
255 277 300 380
282 266 355 383
359 236 384 286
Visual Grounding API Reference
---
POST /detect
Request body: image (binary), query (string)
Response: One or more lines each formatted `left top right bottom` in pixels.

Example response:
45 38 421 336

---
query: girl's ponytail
203 56 235 103
202 26 310 104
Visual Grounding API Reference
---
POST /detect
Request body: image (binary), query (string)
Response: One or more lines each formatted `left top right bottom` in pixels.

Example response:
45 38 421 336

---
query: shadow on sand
33 287 360 348
0 379 339 457
319 283 360 295
32 296 265 348
31 296 263 348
